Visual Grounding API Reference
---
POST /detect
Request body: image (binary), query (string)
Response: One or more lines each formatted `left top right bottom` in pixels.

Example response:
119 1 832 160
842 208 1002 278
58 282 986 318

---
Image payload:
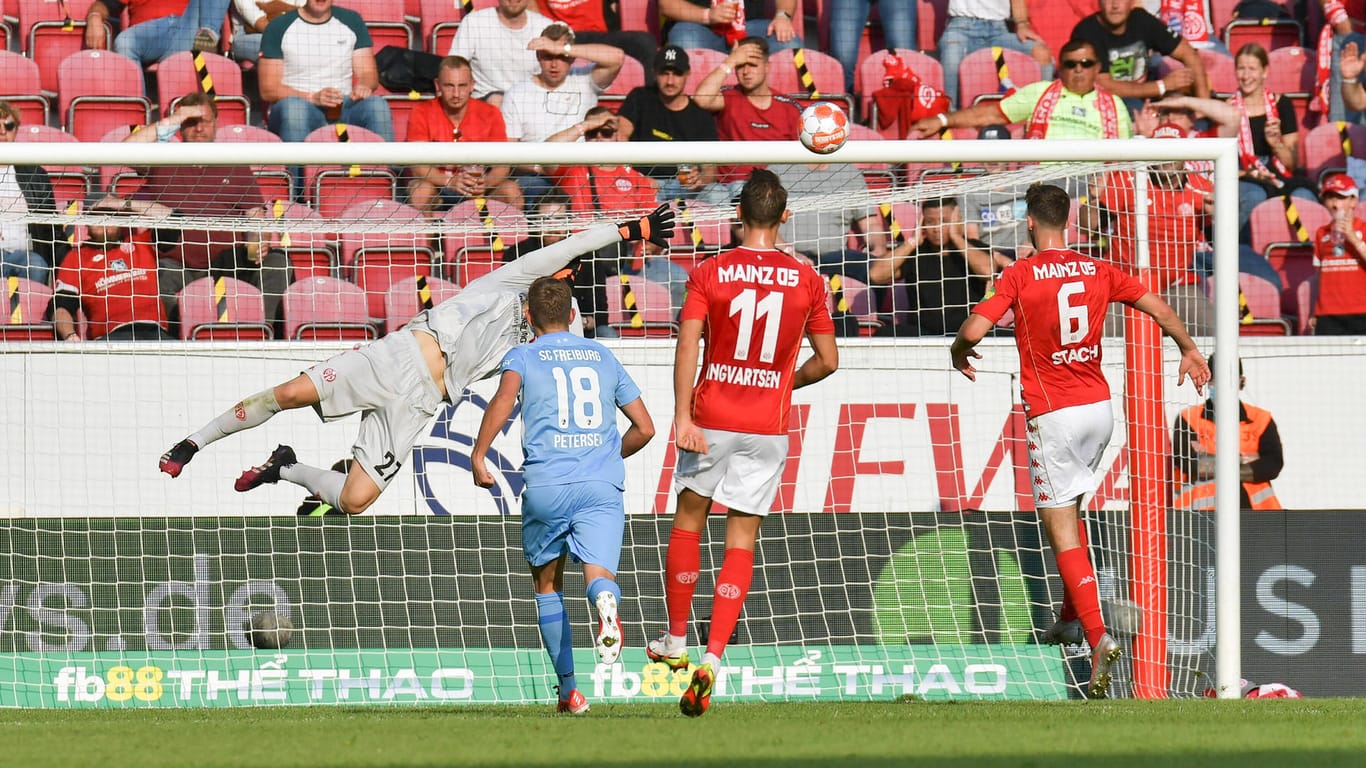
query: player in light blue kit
471 277 655 715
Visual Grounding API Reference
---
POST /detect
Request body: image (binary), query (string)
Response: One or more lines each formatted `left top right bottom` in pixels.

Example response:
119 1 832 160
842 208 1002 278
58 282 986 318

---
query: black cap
978 124 1011 140
653 45 690 74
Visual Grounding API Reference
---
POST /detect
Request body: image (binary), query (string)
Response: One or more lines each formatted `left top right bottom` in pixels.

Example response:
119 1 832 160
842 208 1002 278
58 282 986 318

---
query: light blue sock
585 576 622 614
535 592 575 696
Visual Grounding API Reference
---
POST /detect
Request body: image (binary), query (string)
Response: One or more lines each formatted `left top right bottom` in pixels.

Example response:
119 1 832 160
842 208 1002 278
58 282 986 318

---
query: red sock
1059 519 1090 622
705 548 754 660
1056 546 1105 648
664 528 702 638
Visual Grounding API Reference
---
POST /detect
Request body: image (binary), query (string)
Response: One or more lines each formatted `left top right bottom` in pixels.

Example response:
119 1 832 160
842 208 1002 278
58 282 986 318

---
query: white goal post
0 136 1245 704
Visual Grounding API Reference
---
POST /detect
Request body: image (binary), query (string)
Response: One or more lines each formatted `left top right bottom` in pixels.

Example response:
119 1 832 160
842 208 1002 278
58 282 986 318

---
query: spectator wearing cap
449 0 552 105
258 0 393 144
1091 121 1213 335
405 56 522 218
0 101 68 286
694 36 802 193
618 45 728 205
659 0 802 55
1311 173 1366 335
536 0 657 70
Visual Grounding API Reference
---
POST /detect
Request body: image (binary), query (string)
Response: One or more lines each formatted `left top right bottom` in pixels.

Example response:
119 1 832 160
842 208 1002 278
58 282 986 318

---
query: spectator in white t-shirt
502 23 622 206
230 0 303 63
258 0 392 143
448 0 552 106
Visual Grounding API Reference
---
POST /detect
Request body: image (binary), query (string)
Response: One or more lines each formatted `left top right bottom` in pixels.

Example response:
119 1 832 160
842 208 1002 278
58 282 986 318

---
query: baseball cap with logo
1321 172 1359 198
653 45 690 74
1151 122 1184 140
978 124 1011 140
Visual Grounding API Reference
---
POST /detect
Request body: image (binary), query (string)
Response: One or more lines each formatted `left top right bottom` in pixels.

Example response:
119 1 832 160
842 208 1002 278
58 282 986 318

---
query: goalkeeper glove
617 203 676 248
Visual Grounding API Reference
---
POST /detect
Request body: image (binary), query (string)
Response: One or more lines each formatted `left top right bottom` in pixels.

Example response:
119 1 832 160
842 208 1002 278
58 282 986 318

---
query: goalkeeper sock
535 592 576 695
1056 546 1106 648
280 463 346 510
189 388 282 448
1059 519 1090 623
664 527 703 639
704 548 754 660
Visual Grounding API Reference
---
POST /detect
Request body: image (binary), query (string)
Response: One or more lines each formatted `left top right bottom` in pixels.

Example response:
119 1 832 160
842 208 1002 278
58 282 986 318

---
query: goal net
0 136 1246 707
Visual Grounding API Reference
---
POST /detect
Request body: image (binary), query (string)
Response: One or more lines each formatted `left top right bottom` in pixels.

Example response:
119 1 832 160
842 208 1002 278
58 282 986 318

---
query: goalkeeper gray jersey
404 222 621 401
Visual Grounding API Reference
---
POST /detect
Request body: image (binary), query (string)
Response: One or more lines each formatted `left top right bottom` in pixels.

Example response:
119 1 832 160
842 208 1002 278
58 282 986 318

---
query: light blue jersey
501 331 642 490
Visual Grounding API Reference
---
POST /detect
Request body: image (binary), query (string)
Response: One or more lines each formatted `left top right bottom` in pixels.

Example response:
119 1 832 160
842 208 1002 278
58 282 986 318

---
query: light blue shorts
521 480 625 570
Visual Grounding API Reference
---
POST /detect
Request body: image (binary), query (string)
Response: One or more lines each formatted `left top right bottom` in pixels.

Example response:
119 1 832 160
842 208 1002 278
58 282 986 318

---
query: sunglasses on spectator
585 127 616 139
0 120 16 132
1061 59 1098 70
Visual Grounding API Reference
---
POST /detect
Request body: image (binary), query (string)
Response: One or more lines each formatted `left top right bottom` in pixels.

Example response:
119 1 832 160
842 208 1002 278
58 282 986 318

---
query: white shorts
305 330 444 490
674 428 788 516
1025 400 1113 510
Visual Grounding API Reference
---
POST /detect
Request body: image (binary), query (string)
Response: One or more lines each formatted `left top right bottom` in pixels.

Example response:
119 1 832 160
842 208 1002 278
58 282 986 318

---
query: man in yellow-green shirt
910 39 1131 140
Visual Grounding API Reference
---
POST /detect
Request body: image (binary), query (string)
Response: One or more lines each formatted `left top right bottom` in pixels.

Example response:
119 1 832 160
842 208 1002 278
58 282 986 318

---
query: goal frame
0 136 1244 700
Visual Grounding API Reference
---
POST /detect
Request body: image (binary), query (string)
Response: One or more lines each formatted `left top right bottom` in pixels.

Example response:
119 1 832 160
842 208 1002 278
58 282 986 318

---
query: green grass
4 700 1366 768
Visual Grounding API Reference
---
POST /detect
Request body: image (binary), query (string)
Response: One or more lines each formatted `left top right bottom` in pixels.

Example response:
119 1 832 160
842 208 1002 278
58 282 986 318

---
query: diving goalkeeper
159 205 675 514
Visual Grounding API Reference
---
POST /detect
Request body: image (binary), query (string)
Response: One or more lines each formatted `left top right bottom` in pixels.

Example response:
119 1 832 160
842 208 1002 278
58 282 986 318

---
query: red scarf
1313 0 1348 114
1232 88 1290 186
1025 81 1120 139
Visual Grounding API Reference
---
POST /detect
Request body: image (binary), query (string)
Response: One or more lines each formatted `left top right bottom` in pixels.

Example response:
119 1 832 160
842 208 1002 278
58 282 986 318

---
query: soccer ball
249 611 294 649
798 102 850 155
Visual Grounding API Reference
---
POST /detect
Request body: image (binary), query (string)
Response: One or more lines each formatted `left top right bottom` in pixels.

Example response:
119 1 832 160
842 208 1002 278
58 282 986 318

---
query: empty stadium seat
419 0 466 54
1 275 53 341
303 124 398 220
258 199 337 282
1209 272 1290 335
1300 121 1366 185
605 273 678 337
0 50 49 127
57 50 151 142
442 198 526 283
826 273 882 336
957 46 1042 108
384 274 460 334
156 51 251 126
338 198 436 318
176 276 273 340
20 0 108 93
282 276 377 340
1248 196 1330 256
214 124 294 201
767 47 852 113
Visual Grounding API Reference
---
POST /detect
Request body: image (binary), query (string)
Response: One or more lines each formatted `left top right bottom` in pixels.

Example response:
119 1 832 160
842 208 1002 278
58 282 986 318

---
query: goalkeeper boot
679 663 714 718
555 686 590 714
159 439 199 478
646 634 690 671
1040 618 1085 646
1087 633 1123 699
234 445 297 492
594 591 624 665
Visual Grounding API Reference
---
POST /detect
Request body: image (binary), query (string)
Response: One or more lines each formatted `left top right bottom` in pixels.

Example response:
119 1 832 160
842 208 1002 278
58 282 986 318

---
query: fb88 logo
54 665 164 703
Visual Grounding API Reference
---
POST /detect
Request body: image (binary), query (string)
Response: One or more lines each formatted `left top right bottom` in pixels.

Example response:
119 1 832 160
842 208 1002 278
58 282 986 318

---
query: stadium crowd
0 0 1363 340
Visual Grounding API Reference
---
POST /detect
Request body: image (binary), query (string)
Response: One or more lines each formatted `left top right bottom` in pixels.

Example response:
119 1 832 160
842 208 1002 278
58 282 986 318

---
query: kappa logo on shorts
1038 493 1051 501
716 583 742 599
234 404 247 421
322 368 336 382
676 571 699 585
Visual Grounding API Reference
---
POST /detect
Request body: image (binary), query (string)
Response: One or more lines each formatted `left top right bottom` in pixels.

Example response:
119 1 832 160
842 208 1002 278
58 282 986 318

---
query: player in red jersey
647 169 839 717
950 183 1209 699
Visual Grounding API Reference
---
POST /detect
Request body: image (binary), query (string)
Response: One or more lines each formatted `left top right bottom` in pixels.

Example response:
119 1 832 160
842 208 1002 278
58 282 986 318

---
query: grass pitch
4 699 1366 768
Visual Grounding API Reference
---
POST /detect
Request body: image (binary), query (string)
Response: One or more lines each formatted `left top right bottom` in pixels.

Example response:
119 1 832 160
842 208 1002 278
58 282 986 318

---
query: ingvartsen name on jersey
705 363 782 389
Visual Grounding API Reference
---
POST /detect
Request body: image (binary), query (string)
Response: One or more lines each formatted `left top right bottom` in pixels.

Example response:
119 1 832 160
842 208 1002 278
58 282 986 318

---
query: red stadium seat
1156 48 1237 97
684 48 734 95
282 276 377 340
13 124 87 210
337 198 435 318
419 0 466 54
156 51 251 126
1208 272 1290 335
339 0 415 52
21 0 109 95
1 275 53 341
1300 121 1366 184
0 50 49 128
1223 18 1302 53
384 274 460 334
957 46 1042 109
825 273 882 336
605 273 678 337
766 48 851 113
257 199 337 282
599 55 645 114
857 48 943 118
1248 196 1330 256
214 123 294 202
57 50 151 143
380 92 434 142
303 123 397 220
620 0 659 40
176 276 273 340
1265 46 1316 96
442 198 526 283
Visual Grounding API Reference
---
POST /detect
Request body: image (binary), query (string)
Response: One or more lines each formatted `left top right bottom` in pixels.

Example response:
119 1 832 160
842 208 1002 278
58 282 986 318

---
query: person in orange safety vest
1172 354 1283 510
